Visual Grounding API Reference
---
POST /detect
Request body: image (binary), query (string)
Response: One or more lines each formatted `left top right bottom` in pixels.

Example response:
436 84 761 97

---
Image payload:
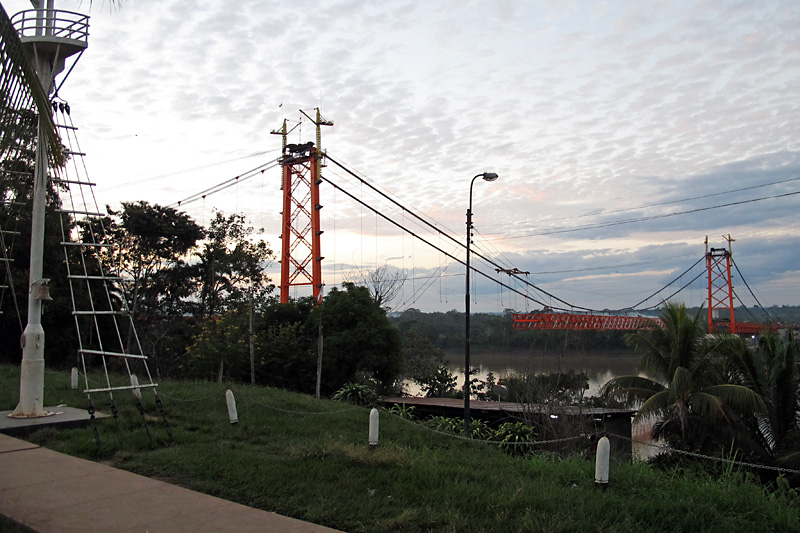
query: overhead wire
627 256 705 309
318 174 552 309
499 190 800 240
731 257 776 324
168 159 280 208
324 153 594 312
99 150 278 192
488 175 800 227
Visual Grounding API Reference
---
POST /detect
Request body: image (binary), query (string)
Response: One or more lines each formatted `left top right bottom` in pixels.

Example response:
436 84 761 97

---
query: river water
406 348 659 458
440 348 642 397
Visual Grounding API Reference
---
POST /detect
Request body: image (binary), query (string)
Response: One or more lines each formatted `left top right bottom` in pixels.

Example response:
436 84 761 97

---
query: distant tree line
390 308 632 354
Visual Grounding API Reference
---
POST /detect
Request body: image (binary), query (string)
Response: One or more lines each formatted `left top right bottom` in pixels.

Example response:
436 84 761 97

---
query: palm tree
721 331 800 467
602 302 766 452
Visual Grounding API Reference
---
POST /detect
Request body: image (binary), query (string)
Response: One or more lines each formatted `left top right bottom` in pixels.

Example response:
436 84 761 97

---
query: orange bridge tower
279 142 323 303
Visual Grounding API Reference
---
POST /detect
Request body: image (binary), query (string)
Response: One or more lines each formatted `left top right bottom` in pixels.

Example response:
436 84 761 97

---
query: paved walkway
0 433 340 532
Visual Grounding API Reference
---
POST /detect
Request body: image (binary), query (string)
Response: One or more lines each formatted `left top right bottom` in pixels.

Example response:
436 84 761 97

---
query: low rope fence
5 368 800 476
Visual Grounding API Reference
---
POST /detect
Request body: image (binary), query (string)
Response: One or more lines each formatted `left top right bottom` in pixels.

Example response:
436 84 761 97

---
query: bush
332 382 379 406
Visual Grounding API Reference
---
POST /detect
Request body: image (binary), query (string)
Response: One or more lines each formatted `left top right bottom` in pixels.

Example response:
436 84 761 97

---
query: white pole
368 408 379 449
130 374 142 400
226 389 239 424
594 436 610 488
11 76 52 418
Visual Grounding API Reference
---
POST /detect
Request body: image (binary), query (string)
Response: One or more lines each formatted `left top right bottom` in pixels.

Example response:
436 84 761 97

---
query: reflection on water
440 349 643 397
406 349 661 460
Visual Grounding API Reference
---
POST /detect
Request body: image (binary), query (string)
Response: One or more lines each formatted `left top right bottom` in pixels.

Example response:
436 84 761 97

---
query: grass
1 363 799 532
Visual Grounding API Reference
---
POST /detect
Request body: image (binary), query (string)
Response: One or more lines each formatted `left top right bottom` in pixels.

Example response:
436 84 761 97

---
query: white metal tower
10 1 88 417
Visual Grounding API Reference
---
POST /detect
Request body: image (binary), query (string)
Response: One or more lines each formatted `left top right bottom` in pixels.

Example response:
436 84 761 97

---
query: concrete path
0 433 341 532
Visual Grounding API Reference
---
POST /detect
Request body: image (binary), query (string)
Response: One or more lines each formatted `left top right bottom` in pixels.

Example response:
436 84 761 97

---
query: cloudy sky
6 0 799 314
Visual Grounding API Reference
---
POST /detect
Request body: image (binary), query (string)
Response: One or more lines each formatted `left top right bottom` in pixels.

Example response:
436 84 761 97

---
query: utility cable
731 257 776 324
319 175 552 309
627 256 705 309
490 175 800 227
325 154 594 312
499 190 800 240
168 159 280 208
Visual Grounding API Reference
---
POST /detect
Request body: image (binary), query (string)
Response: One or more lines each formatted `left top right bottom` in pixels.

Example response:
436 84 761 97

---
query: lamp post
465 172 498 434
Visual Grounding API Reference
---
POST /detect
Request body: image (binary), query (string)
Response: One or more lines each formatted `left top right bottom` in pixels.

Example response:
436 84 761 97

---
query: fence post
226 389 239 424
368 408 379 450
595 436 610 488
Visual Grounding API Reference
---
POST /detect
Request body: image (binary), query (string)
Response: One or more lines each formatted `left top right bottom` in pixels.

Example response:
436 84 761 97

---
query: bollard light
226 389 239 424
368 408 379 449
70 367 78 390
130 374 142 400
594 436 610 488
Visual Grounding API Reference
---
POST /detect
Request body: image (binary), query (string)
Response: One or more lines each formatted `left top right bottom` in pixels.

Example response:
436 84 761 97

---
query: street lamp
465 172 498 434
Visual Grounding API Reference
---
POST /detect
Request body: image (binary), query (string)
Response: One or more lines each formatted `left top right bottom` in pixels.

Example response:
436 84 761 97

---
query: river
408 348 659 458
440 348 642 397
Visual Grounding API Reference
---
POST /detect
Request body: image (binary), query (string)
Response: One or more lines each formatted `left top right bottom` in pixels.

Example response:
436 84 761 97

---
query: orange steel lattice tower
279 142 323 303
706 235 736 334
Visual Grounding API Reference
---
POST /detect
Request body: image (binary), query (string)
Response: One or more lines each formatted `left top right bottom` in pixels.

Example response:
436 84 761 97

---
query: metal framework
512 237 776 334
279 142 323 303
706 236 736 333
512 312 663 331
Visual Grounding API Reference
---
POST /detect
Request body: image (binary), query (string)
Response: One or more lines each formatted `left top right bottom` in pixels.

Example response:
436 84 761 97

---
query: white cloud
5 0 799 310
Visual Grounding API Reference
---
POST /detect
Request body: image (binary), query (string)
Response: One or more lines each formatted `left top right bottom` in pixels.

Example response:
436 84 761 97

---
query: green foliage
186 284 402 396
195 211 274 317
332 382 378 406
388 402 417 420
504 370 589 406
102 200 203 319
603 303 774 461
400 328 445 383
492 421 537 456
469 418 493 440
719 331 800 468
310 283 402 395
416 365 459 398
1 364 798 532
424 415 463 434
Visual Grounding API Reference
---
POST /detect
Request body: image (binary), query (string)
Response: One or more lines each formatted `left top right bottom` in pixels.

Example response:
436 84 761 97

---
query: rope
156 387 231 403
231 388 363 415
385 410 586 447
608 432 800 476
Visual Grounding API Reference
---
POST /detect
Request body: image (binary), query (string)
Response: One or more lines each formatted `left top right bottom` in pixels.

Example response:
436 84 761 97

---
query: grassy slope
1 364 798 533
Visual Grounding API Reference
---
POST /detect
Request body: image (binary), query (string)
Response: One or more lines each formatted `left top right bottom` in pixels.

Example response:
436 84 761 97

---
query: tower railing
11 9 89 44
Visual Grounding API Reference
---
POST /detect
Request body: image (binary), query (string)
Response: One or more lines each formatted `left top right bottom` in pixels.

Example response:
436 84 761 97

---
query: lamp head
481 172 499 182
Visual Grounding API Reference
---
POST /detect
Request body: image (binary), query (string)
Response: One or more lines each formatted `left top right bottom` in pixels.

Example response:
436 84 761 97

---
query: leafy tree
310 282 402 395
195 211 274 317
417 365 460 398
101 201 203 320
185 305 252 382
401 328 446 384
256 297 317 391
602 302 766 453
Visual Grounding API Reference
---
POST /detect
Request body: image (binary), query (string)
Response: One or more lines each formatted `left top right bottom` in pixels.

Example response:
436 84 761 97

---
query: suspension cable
324 153 595 312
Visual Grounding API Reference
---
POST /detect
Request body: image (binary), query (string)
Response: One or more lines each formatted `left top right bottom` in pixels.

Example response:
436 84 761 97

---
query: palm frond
703 384 767 416
633 390 670 425
601 375 664 405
